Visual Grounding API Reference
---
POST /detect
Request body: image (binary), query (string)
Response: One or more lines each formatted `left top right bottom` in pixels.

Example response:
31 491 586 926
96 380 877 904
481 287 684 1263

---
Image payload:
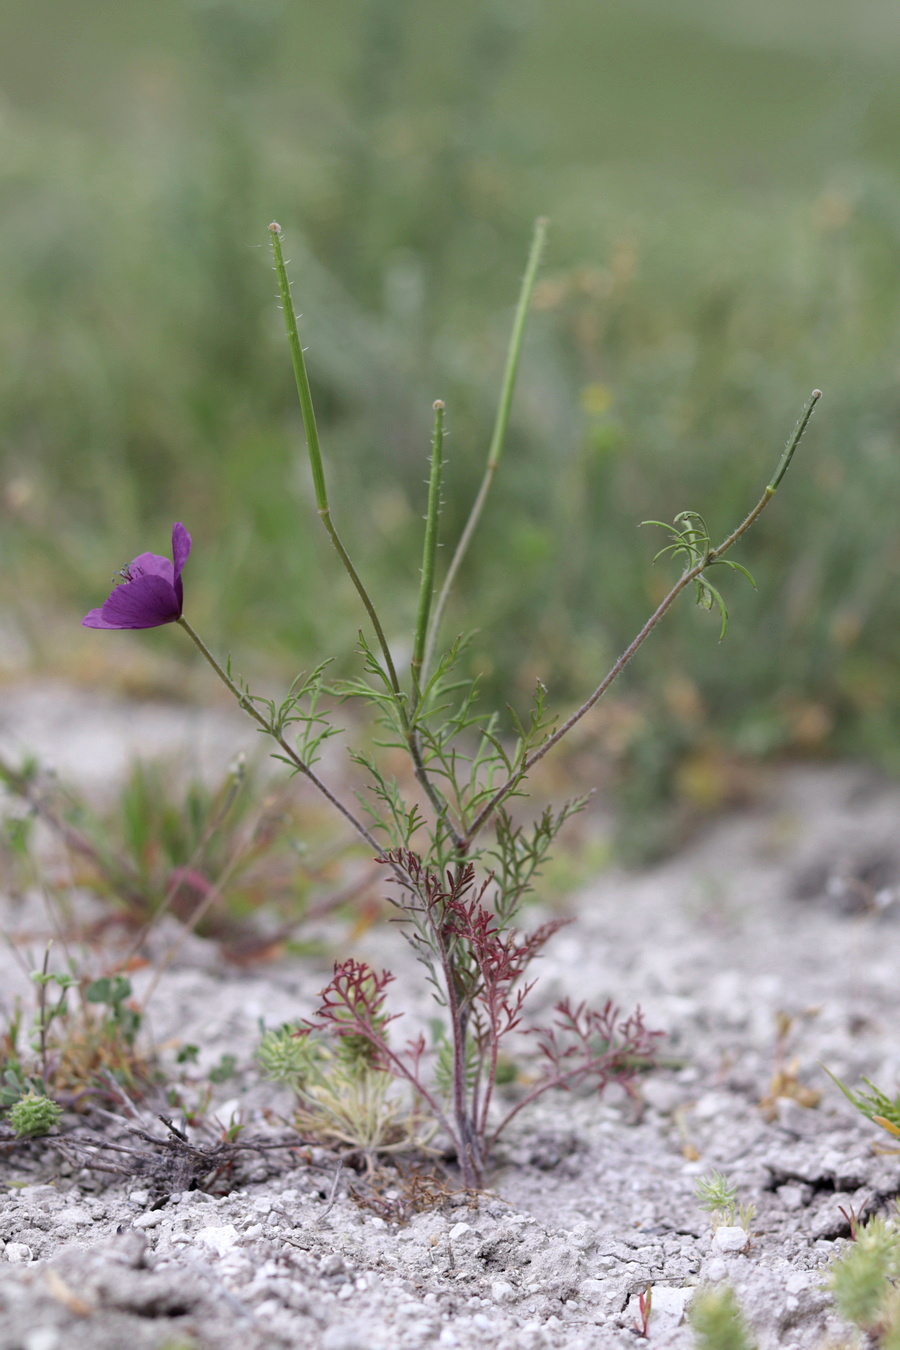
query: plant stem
176 616 382 854
423 217 548 678
411 400 446 707
269 224 457 841
268 222 401 700
460 389 822 850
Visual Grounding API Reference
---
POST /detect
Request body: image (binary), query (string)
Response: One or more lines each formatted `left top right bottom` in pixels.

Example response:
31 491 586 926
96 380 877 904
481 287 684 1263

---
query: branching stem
458 390 822 850
177 616 382 854
269 223 458 844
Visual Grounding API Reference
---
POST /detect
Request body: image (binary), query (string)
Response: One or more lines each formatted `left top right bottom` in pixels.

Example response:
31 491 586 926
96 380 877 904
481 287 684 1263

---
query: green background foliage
3 0 900 840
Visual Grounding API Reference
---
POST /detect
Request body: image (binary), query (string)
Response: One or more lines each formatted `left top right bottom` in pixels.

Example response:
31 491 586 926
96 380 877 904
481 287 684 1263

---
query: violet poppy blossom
83 523 191 630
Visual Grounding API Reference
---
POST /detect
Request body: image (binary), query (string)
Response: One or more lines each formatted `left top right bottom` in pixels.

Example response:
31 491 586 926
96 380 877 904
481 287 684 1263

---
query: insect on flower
83 523 191 630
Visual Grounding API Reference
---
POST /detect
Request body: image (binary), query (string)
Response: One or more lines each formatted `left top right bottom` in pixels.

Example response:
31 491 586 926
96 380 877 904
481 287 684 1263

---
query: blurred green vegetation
3 0 900 851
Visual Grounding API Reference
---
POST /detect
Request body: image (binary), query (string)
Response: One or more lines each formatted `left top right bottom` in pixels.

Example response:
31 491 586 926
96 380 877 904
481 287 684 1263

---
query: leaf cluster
644 510 755 639
825 1067 900 1144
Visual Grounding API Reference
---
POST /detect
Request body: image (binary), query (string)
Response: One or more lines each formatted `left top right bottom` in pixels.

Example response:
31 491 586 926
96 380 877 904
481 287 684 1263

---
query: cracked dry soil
2 682 900 1349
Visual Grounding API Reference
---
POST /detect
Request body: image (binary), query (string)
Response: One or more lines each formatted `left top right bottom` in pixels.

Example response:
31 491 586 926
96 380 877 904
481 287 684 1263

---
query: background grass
3 0 900 852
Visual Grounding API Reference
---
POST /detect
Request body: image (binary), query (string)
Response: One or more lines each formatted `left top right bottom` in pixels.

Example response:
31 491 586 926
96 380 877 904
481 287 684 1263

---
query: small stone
448 1222 471 1240
579 1277 606 1299
491 1280 516 1303
777 1184 808 1212
321 1324 370 1350
704 1258 728 1282
133 1212 164 1229
641 1079 683 1114
711 1226 749 1254
6 1243 33 1263
195 1224 240 1256
473 1314 492 1330
58 1207 92 1229
569 1221 597 1251
129 1190 150 1206
639 1284 692 1330
24 1331 60 1350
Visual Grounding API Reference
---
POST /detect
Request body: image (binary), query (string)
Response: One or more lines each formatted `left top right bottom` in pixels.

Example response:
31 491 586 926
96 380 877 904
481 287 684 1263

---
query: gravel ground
2 683 900 1348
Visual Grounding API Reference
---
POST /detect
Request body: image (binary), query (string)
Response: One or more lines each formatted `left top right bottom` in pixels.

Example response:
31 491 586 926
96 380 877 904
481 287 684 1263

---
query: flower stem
459 389 822 850
411 400 446 708
268 224 458 841
176 616 383 853
423 217 548 679
268 222 401 700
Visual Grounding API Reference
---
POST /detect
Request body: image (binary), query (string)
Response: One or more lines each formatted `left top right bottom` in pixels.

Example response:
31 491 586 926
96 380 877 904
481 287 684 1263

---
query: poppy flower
83 523 191 630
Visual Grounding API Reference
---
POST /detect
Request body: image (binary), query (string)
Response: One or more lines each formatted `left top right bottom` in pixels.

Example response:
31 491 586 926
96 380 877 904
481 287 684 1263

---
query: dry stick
459 390 823 852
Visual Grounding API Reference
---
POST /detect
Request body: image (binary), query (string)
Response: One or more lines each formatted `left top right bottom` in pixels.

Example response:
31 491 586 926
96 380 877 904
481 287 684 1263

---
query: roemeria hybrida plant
83 220 820 1187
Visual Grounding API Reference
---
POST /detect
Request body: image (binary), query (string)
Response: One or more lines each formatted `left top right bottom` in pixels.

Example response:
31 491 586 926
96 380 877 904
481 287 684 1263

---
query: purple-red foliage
305 851 663 1186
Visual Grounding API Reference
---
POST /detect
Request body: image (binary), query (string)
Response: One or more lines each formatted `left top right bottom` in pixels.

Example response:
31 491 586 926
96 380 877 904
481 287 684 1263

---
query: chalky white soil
2 681 900 1350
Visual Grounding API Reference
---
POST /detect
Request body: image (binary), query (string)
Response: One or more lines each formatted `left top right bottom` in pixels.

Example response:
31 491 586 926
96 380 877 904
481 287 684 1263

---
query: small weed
694 1171 756 1232
0 945 153 1126
7 1088 63 1138
828 1209 900 1344
690 1285 757 1350
634 1284 652 1337
824 1067 900 1149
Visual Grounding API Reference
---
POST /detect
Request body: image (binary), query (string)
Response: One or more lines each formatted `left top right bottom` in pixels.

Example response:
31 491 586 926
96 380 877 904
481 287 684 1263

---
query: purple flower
83 523 191 630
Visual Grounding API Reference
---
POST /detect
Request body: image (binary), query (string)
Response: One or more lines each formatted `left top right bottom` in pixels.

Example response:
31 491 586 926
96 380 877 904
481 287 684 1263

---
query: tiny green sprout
643 511 755 641
690 1284 757 1350
258 1024 314 1093
829 1212 900 1333
208 1053 237 1084
8 1088 63 1138
694 1170 756 1231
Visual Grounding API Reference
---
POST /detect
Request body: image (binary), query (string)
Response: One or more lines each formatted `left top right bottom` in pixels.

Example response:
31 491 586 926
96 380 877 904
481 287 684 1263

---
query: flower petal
129 552 175 584
171 523 192 581
84 575 182 629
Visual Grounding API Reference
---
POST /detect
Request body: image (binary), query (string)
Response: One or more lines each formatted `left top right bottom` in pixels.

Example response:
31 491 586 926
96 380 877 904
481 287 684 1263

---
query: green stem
423 217 548 678
270 223 459 844
268 222 401 700
176 616 383 853
459 390 822 850
411 400 446 706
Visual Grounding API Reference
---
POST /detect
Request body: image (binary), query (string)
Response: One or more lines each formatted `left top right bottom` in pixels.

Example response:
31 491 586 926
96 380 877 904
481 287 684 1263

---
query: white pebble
195 1224 240 1256
133 1211 164 1229
711 1226 749 1254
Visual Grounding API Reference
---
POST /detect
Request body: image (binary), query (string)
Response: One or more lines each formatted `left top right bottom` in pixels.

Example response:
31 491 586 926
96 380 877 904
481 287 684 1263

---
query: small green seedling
829 1209 900 1343
7 1088 63 1138
259 1018 432 1162
690 1285 757 1350
695 1170 756 1232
